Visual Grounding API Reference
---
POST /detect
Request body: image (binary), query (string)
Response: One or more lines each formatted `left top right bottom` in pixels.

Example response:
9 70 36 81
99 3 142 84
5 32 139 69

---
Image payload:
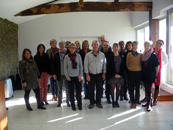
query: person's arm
126 53 130 70
155 65 160 76
64 55 70 79
78 54 83 76
84 54 90 81
19 61 27 87
162 51 168 67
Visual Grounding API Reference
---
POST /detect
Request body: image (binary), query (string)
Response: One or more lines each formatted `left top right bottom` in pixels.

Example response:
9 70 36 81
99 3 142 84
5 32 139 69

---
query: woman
152 40 168 106
141 41 160 111
46 39 59 101
126 41 142 109
79 40 91 99
19 48 46 111
107 43 124 108
64 43 83 111
34 44 50 105
75 41 81 53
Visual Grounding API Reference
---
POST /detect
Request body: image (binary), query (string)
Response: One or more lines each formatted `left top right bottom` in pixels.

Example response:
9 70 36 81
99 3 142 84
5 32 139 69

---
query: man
100 41 112 104
84 40 106 109
46 39 59 101
53 41 71 107
98 35 112 51
118 41 128 101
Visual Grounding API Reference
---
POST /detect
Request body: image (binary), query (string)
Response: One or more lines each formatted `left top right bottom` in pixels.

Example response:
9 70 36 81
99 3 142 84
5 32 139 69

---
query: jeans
50 76 58 96
83 72 89 98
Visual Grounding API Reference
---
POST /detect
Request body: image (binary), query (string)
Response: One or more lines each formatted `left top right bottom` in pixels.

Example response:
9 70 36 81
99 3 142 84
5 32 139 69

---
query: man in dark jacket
101 41 112 104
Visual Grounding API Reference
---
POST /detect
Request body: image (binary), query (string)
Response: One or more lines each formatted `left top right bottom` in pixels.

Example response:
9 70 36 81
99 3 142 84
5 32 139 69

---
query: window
159 19 167 52
168 10 173 84
137 26 149 52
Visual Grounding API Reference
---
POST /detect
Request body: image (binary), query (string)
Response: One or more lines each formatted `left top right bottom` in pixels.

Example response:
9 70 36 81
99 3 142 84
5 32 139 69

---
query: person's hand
54 76 57 80
86 74 90 81
78 75 82 82
23 82 27 87
115 74 120 78
38 78 41 83
102 74 105 80
66 77 71 81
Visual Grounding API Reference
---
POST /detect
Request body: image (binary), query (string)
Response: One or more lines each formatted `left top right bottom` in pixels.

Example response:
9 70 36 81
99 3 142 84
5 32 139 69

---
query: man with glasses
84 40 106 109
100 41 112 104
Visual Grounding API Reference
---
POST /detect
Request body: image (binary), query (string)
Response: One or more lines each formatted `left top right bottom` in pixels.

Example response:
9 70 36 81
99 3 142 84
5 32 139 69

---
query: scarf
59 49 67 61
131 50 139 57
68 52 77 69
142 48 153 61
21 58 37 81
51 47 58 58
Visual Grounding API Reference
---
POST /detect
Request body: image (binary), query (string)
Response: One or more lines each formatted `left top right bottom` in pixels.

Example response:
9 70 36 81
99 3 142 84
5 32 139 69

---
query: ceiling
0 0 151 24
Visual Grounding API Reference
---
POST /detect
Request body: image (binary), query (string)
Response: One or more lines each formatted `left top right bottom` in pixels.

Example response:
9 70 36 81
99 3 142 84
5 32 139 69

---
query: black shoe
142 103 147 107
37 106 46 110
88 104 94 109
6 107 8 110
112 103 116 108
27 106 33 111
41 102 44 106
96 104 103 108
72 107 76 111
124 95 129 100
57 104 61 107
107 99 112 104
115 102 120 108
79 106 82 110
45 102 49 105
67 102 71 107
146 106 151 112
120 96 124 101
137 101 141 105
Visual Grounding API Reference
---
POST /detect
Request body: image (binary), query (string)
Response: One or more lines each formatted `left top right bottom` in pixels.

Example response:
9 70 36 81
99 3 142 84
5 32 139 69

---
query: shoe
55 96 58 101
129 100 131 103
96 104 103 108
41 102 44 106
26 106 33 111
45 102 49 105
153 99 157 106
79 106 82 110
120 96 123 101
37 106 46 110
57 104 61 107
124 95 129 100
130 104 134 108
67 102 71 107
112 103 116 108
140 97 147 103
51 95 54 101
142 103 147 107
88 104 94 109
137 101 141 105
72 107 76 111
135 104 138 109
115 102 120 108
107 99 112 104
146 106 151 112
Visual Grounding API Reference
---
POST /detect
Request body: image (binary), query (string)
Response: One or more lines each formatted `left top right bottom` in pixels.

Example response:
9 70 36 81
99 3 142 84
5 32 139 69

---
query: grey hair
132 41 139 46
144 41 152 46
103 41 110 45
59 41 66 46
92 40 99 45
69 43 76 48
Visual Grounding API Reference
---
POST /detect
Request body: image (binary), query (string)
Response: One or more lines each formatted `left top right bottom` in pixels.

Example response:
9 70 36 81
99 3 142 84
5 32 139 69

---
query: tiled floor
6 89 173 130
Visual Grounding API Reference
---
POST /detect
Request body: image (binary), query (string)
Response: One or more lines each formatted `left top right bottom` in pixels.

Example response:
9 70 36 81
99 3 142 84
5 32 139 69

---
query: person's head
92 40 99 51
156 39 164 50
22 48 32 60
82 40 89 50
100 35 106 44
144 41 152 52
75 41 81 50
37 44 45 55
125 41 132 51
102 41 109 52
66 41 71 49
69 43 76 54
119 41 125 51
50 39 57 48
132 41 138 52
59 41 66 51
112 43 119 53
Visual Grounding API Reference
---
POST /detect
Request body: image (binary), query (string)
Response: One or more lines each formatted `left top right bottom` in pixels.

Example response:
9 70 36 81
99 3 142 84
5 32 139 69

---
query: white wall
18 12 135 60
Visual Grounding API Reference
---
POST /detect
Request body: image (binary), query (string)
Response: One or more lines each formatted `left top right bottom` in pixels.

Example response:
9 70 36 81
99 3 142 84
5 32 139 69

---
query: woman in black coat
34 44 50 105
107 43 124 108
141 41 160 111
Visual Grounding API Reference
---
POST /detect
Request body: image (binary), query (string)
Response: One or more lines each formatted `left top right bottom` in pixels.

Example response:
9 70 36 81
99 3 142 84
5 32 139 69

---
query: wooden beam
79 0 83 2
15 2 152 16
114 0 119 2
149 10 158 47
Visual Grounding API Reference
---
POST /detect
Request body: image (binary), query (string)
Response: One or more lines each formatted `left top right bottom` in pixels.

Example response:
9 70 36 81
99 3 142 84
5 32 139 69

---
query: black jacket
107 52 124 80
100 48 112 60
79 49 91 67
142 52 160 83
53 51 68 81
34 53 50 74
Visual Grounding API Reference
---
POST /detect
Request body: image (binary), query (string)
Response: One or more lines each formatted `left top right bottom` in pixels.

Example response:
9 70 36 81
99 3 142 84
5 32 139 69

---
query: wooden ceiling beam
15 2 152 16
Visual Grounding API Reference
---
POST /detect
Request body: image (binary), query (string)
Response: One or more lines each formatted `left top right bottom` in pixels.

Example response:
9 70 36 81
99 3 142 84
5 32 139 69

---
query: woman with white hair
141 41 160 111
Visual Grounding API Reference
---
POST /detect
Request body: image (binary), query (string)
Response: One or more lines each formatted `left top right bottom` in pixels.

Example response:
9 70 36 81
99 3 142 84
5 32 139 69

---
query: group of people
19 35 168 112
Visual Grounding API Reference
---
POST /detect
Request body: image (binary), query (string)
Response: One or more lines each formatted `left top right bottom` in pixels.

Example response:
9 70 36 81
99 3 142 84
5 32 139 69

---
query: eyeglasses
157 43 163 46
